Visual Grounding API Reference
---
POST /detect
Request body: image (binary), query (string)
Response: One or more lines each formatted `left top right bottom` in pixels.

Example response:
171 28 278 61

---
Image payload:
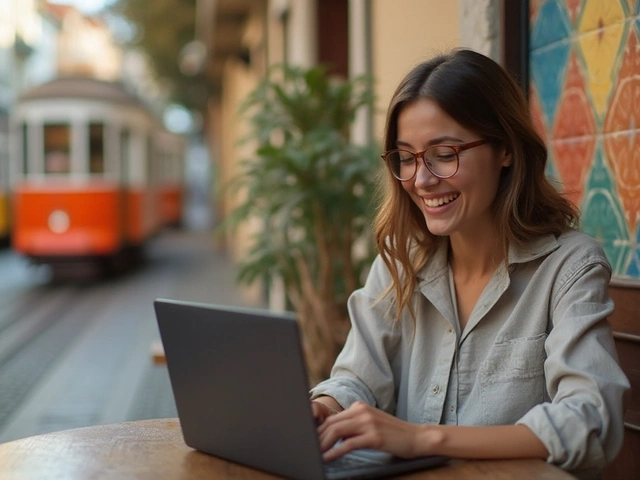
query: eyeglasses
381 140 488 181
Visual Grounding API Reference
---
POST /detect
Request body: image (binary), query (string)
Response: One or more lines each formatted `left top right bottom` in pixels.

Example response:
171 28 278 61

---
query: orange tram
8 77 185 276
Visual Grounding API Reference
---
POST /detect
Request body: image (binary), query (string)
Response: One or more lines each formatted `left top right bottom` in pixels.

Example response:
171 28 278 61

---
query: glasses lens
424 146 458 178
385 150 416 180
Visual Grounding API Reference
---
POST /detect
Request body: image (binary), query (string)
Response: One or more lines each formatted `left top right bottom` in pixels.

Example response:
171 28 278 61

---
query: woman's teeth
424 193 459 208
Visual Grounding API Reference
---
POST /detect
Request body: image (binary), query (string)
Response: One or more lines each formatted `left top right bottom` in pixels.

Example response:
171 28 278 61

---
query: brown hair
374 48 578 321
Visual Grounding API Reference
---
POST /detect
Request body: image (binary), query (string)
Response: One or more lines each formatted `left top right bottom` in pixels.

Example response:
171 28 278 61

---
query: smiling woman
395 98 511 245
309 48 630 480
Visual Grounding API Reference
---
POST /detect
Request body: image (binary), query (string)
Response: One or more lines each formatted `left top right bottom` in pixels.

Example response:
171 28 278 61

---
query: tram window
21 123 28 175
120 129 130 184
89 123 104 174
44 124 71 174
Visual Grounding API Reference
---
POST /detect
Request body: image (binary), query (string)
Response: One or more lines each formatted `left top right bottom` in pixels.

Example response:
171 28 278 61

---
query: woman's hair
374 48 578 321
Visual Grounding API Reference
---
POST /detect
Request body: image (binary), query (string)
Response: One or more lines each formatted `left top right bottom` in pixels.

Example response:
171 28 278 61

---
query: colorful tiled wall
529 0 640 279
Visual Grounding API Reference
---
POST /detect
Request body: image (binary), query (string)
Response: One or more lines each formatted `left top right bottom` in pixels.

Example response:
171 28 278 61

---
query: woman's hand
311 399 341 426
317 401 427 461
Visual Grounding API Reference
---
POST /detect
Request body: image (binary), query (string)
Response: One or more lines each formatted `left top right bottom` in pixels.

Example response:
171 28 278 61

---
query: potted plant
223 64 380 385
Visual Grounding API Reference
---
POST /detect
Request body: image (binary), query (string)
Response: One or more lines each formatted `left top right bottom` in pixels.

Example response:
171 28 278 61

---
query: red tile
604 30 640 133
530 0 539 26
604 30 640 233
553 50 597 139
551 137 596 207
564 0 582 25
529 85 548 142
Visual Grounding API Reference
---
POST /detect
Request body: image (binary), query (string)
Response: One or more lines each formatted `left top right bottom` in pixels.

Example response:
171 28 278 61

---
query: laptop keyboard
324 452 387 475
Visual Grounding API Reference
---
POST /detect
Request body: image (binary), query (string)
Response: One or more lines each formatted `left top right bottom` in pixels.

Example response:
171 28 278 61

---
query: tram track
0 230 242 439
0 287 80 365
0 249 181 434
0 284 104 427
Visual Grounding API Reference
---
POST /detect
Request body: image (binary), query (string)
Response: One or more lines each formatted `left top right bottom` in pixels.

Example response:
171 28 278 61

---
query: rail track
0 230 250 443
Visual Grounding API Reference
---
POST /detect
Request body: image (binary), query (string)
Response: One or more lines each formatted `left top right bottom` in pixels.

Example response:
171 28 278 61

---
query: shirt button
450 405 455 412
448 328 453 334
432 385 440 394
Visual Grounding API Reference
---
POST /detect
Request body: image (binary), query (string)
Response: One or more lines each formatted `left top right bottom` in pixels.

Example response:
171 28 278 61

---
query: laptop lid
154 298 448 480
154 298 326 480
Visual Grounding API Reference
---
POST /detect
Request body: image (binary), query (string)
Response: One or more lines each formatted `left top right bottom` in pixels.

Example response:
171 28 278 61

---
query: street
0 228 254 443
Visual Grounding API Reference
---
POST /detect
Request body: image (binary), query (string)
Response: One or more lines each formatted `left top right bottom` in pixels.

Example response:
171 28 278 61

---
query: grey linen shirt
310 230 629 476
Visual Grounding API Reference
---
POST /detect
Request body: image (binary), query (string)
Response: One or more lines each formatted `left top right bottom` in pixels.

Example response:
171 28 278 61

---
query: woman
309 49 629 477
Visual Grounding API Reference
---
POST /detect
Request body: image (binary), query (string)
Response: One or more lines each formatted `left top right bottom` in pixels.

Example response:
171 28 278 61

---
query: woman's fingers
323 435 374 461
317 401 421 459
318 402 378 453
310 401 326 424
311 400 339 426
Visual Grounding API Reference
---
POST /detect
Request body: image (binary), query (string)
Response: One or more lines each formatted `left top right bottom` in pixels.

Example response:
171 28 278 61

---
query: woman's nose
414 161 440 188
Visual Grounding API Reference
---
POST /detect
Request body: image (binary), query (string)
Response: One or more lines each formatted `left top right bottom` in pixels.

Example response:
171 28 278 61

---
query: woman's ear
502 148 513 168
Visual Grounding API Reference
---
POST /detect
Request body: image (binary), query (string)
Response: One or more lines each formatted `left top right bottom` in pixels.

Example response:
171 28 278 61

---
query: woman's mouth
423 193 459 208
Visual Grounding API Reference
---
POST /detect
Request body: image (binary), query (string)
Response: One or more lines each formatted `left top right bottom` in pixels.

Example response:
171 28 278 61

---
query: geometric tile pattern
529 0 640 279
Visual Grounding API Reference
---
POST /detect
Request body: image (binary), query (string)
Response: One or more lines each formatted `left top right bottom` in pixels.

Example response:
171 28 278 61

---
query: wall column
287 0 317 67
459 0 501 62
348 0 371 146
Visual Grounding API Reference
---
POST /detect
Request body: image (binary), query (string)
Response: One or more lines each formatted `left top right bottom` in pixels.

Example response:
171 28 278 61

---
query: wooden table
0 418 575 479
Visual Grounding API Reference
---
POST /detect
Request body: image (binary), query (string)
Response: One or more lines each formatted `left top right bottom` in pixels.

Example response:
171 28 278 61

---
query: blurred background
0 0 637 477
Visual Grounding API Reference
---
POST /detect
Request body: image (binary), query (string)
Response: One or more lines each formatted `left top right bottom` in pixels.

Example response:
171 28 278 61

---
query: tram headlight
48 210 70 234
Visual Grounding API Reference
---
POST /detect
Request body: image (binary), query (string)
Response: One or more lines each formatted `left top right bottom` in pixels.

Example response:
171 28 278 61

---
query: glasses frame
381 139 488 181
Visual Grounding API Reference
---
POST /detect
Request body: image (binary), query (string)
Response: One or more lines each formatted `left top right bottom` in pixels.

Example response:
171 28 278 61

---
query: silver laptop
154 298 449 480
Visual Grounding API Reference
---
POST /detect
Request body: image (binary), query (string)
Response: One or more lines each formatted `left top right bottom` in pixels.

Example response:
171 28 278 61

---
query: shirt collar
416 233 560 285
507 233 559 265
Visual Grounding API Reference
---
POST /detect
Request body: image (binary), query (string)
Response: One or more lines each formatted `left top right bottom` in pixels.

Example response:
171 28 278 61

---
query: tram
8 76 184 274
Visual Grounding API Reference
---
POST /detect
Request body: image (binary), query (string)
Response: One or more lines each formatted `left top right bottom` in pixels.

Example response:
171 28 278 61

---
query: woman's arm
518 260 630 470
416 423 548 460
318 401 548 461
310 255 403 413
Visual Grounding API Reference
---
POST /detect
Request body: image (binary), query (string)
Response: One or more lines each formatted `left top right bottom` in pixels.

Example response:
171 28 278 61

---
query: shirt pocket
478 333 548 424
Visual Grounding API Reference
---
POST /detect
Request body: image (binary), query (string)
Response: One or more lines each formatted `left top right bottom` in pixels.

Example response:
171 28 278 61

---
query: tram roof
18 76 146 108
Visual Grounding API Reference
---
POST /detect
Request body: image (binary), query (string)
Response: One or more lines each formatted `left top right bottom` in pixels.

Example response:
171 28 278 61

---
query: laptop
154 298 449 480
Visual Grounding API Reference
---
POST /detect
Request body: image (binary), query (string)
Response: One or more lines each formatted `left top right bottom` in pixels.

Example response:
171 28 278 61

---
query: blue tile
625 224 640 278
581 145 631 275
531 0 571 50
626 253 639 277
530 42 571 129
545 149 560 181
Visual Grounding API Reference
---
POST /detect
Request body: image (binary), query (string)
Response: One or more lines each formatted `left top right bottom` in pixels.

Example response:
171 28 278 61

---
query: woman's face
396 98 510 239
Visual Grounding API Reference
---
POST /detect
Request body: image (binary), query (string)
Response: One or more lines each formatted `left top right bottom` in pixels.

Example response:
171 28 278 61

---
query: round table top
0 418 574 479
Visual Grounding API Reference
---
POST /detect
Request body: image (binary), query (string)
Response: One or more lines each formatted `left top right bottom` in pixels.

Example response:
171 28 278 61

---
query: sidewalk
0 228 263 442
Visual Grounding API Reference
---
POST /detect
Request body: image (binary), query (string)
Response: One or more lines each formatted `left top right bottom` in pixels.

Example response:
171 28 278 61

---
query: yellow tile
578 0 625 33
577 24 626 116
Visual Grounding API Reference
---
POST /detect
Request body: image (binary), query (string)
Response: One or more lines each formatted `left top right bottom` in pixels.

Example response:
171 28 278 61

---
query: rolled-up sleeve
310 256 402 413
516 259 630 472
